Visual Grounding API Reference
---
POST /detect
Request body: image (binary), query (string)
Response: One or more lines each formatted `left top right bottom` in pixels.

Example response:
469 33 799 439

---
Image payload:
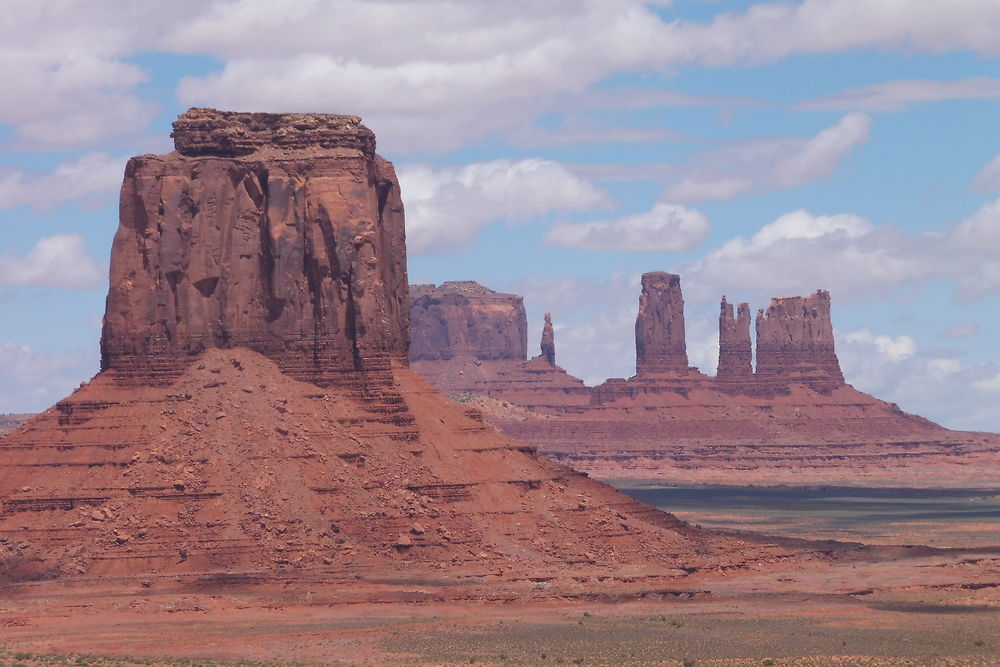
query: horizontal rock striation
101 108 409 389
755 290 844 393
409 282 527 361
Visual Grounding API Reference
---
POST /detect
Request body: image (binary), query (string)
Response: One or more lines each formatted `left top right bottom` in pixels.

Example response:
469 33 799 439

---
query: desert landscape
3 3 1000 665
0 108 996 666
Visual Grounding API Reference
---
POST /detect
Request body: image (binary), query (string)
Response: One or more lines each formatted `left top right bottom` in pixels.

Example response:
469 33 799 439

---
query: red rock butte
409 274 1000 486
0 109 795 590
101 107 409 390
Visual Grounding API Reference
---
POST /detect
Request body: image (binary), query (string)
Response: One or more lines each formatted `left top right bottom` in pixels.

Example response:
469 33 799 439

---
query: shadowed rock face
101 108 409 387
540 313 555 365
409 282 527 361
635 272 689 375
718 297 753 380
755 290 844 392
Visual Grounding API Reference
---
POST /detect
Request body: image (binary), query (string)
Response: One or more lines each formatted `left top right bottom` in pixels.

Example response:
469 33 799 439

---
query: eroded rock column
635 272 689 375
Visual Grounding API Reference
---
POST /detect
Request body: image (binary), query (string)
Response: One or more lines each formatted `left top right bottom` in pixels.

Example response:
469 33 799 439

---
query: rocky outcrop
409 282 527 361
717 297 752 381
5 109 772 588
635 272 689 375
755 290 845 392
101 108 409 389
540 313 555 365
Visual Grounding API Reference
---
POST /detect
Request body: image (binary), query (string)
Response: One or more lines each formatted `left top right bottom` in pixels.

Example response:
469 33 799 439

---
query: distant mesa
409 273 999 486
411 272 847 394
409 281 526 361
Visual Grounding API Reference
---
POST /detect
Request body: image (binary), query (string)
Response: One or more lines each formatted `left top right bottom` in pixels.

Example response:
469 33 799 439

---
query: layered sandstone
101 108 408 389
635 272 689 375
540 313 555 365
2 109 778 588
717 297 752 382
409 282 527 361
755 290 844 393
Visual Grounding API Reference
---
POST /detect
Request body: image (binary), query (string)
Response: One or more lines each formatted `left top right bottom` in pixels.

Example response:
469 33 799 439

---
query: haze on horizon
0 0 999 431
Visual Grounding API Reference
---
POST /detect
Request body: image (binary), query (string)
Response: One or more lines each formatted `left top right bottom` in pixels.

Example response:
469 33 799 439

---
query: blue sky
1 0 999 430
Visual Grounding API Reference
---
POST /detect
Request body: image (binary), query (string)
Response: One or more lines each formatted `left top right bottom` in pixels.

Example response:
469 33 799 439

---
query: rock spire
717 296 753 380
635 272 689 375
540 313 556 365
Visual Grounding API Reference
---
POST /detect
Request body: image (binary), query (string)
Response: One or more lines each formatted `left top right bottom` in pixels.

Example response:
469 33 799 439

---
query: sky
1 0 999 431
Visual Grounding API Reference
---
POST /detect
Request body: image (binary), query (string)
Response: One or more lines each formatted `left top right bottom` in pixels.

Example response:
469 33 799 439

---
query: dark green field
615 484 1000 547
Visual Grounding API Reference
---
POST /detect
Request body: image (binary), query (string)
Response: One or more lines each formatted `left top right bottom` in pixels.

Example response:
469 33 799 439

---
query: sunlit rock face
101 108 410 387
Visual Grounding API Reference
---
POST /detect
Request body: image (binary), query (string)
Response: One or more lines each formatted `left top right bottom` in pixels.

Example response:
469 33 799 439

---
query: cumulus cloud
5 1 999 151
797 77 1000 111
547 202 710 252
398 158 611 254
0 153 125 211
973 154 1000 194
684 209 935 301
0 234 104 290
0 342 95 413
167 0 1000 153
843 329 918 362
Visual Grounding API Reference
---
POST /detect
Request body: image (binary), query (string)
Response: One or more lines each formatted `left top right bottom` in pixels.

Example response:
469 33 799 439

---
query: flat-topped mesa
540 313 556 365
171 107 376 158
409 281 527 361
717 297 753 381
754 290 845 392
101 108 409 388
635 272 689 375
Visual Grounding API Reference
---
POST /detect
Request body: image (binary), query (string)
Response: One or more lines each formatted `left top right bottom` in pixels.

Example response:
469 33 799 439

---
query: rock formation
755 290 844 392
540 313 555 365
717 297 753 382
409 282 527 361
2 109 774 589
101 108 409 389
635 272 689 375
409 276 1000 486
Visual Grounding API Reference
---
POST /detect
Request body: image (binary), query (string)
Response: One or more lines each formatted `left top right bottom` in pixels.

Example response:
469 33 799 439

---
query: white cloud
843 329 918 363
3 1 998 151
168 0 999 153
797 77 1000 111
547 202 710 252
973 154 1000 194
0 342 95 413
660 114 871 203
684 209 933 301
0 153 125 212
398 158 611 254
0 234 104 290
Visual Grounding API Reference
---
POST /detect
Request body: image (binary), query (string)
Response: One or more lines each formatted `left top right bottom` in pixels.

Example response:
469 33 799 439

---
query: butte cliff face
635 272 689 375
409 281 527 361
101 108 409 388
754 290 844 392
